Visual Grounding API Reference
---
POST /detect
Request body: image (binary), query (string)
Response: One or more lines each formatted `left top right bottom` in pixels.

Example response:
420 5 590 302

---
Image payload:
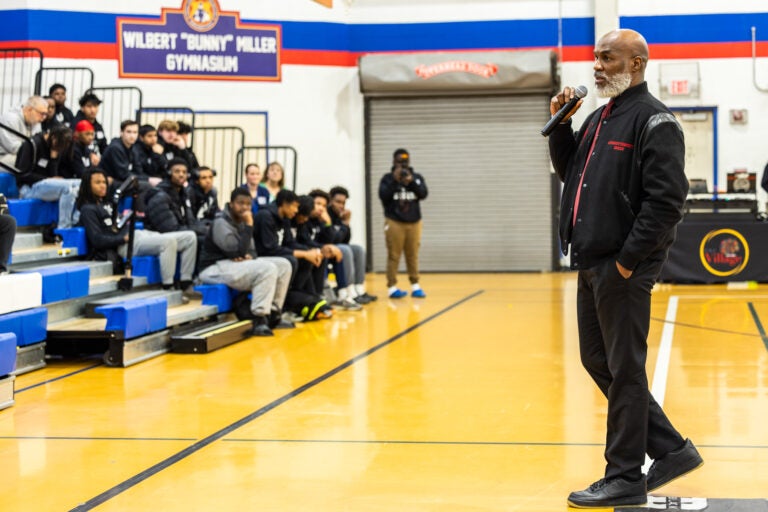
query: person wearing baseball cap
60 119 100 179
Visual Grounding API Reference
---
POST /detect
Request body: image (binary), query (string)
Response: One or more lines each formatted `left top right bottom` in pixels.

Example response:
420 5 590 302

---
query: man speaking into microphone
547 29 702 508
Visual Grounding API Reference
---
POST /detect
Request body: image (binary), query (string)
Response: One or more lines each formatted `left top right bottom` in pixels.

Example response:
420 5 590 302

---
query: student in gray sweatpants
198 187 292 336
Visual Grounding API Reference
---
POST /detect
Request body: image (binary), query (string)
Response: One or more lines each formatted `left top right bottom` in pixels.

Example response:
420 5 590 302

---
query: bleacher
0 47 302 411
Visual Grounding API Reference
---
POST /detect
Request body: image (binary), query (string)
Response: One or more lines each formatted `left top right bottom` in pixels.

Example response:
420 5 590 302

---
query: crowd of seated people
0 87 377 338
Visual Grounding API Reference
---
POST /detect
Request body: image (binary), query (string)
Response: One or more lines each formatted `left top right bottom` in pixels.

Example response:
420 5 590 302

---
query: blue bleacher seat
7 198 58 226
0 307 47 347
131 255 161 284
195 284 233 313
0 333 17 376
0 173 18 198
94 296 168 339
55 227 88 256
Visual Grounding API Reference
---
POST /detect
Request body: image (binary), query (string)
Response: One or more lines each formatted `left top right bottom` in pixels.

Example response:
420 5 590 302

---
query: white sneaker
335 297 362 311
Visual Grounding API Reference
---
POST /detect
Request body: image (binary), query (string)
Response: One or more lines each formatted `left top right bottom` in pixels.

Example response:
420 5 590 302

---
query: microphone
541 85 588 137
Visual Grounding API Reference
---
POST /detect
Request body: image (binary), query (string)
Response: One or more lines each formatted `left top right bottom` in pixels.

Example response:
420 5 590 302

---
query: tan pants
384 218 422 287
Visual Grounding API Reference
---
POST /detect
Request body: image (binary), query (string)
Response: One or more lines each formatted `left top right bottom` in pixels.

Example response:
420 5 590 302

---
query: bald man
548 29 702 507
0 95 47 167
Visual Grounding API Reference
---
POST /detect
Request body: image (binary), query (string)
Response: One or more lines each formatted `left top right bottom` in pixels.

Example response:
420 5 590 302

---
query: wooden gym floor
0 273 766 511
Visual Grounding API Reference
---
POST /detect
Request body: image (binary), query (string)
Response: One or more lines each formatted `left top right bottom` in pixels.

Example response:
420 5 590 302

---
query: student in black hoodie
76 168 195 292
49 84 75 128
187 166 220 236
141 157 199 293
253 189 331 320
378 148 428 299
73 93 108 155
14 124 81 229
132 124 167 182
198 188 293 336
100 120 142 184
62 120 100 179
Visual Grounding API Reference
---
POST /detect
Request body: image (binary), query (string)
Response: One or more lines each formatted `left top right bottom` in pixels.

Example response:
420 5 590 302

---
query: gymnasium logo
183 0 220 32
415 61 499 79
699 228 749 277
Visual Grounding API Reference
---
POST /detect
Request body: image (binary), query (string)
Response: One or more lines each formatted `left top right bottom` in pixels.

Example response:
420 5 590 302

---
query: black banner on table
660 216 768 283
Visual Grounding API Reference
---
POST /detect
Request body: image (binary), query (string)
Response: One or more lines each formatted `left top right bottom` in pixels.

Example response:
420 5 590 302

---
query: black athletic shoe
647 439 704 492
567 476 647 508
251 323 274 337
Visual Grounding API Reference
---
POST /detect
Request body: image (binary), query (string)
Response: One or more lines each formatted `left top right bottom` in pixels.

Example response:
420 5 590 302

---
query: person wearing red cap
61 119 100 179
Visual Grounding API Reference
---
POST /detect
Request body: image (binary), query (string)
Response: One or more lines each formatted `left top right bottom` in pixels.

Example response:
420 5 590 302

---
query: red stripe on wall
3 41 767 67
649 41 768 59
0 41 118 60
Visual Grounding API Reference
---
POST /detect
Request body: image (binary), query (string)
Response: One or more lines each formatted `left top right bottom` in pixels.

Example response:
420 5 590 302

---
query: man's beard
596 72 632 98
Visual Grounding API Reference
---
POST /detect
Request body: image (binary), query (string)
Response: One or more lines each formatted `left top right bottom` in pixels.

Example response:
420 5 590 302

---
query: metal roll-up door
366 94 554 272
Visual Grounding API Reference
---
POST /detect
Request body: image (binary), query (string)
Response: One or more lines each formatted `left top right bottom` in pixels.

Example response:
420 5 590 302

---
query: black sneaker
251 323 274 337
567 476 647 508
361 292 377 302
647 439 704 492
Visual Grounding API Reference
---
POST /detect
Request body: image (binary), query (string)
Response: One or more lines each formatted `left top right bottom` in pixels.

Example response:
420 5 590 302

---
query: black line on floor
69 290 484 512
15 362 103 393
747 302 768 352
220 439 768 450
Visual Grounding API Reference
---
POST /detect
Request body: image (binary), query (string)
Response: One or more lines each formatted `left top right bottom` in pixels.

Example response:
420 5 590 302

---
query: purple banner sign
118 0 281 81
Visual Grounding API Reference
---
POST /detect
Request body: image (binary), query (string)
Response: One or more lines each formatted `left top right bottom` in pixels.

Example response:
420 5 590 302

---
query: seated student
49 84 75 128
307 189 365 309
176 121 200 169
327 186 377 303
187 166 220 235
40 96 57 133
14 124 81 229
100 120 142 184
144 158 208 238
76 168 197 294
253 189 331 321
0 95 46 167
0 201 16 275
62 120 100 179
157 120 199 170
240 162 269 214
73 92 107 155
198 188 293 336
132 124 167 182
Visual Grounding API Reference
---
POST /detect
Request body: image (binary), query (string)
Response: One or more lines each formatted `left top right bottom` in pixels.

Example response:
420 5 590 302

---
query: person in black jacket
101 120 142 184
49 84 75 129
326 186 376 303
73 93 108 155
548 29 701 508
187 166 220 235
378 148 428 299
14 124 81 228
62 120 101 179
198 188 293 336
76 168 196 293
132 124 167 182
253 189 331 320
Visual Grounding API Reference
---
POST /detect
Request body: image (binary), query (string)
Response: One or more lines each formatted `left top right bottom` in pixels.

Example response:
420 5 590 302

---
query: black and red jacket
549 82 688 271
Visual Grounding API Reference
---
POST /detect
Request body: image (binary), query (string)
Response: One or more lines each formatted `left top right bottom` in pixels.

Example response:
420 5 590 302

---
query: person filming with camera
378 148 428 299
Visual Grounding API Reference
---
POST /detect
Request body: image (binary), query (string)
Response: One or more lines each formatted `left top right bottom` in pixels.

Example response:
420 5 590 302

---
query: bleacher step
14 260 114 279
11 232 43 251
9 245 78 265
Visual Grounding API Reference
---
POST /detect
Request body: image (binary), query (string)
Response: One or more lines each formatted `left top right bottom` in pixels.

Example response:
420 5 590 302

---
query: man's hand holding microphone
541 85 588 137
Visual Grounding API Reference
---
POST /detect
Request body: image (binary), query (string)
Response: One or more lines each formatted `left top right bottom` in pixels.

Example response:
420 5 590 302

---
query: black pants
577 257 684 481
0 214 16 272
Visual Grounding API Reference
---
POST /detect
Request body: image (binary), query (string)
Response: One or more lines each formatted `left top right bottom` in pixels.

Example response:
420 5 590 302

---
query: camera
0 193 8 216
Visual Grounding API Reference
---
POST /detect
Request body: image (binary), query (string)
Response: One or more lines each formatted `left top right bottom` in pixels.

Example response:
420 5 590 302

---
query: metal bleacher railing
33 67 94 112
0 48 43 115
85 86 143 142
